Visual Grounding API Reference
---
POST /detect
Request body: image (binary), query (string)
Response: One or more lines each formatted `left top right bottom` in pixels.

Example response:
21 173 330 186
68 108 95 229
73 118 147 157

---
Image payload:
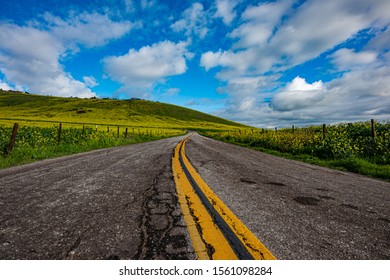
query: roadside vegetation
0 90 246 169
0 124 185 169
202 121 390 181
2 90 389 180
0 90 245 131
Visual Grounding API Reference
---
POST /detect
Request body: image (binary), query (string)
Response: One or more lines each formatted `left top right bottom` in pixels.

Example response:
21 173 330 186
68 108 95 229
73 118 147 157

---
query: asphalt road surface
185 134 390 259
0 135 195 260
1 133 389 259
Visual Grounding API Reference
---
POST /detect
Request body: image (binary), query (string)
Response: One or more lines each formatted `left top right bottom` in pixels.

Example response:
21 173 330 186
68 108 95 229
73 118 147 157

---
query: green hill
0 90 247 130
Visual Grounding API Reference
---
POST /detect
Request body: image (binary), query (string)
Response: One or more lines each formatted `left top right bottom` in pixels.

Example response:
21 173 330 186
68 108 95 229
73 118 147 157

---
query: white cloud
329 48 378 71
43 12 134 50
214 0 239 25
230 0 292 48
271 77 325 111
366 27 390 51
171 2 209 39
0 79 13 90
200 49 256 75
204 0 390 74
0 23 94 98
201 0 390 126
0 23 63 64
222 62 390 127
0 11 134 98
83 76 98 88
268 0 390 70
103 41 190 96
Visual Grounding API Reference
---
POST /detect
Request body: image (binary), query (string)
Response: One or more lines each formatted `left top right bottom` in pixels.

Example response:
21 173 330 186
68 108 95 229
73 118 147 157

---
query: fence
1 122 183 155
205 119 389 164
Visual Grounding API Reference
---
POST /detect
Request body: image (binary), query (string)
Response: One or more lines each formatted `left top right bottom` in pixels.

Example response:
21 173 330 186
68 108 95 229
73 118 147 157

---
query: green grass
0 90 247 130
0 89 248 169
0 134 178 169
202 125 390 181
2 90 388 181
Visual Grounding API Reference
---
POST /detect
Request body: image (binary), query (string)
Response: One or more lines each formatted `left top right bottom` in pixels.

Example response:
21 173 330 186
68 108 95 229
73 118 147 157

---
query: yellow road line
172 137 276 260
172 137 237 259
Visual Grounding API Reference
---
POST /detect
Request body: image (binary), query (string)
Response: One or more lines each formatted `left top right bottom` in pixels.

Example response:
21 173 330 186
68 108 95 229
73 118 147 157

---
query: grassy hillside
0 90 246 130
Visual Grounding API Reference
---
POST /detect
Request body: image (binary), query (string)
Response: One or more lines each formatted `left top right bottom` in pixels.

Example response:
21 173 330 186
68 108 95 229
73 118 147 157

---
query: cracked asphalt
0 135 195 260
0 133 389 259
185 134 390 259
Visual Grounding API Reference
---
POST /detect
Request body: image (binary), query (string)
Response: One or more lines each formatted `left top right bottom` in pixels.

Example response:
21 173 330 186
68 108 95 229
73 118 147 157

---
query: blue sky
0 0 389 127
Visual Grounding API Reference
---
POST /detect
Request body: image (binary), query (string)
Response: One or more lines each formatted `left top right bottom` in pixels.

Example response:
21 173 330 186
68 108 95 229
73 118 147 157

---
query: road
0 135 195 260
1 133 389 259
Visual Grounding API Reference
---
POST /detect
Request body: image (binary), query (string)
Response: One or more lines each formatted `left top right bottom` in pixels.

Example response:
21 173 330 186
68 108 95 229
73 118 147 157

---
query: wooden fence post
125 128 128 138
82 125 85 141
107 126 110 133
292 125 295 133
117 126 120 137
371 119 376 139
322 124 327 139
57 123 62 144
7 123 19 154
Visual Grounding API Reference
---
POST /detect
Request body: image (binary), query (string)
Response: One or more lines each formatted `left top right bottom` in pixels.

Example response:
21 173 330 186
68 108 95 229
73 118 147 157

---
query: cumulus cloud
268 0 390 70
203 0 390 73
83 76 98 88
271 77 325 111
0 12 134 98
0 79 13 90
43 12 134 50
103 41 190 96
200 49 258 76
240 64 390 127
171 2 209 39
214 0 239 25
329 48 378 70
0 23 94 97
230 0 292 48
201 0 390 126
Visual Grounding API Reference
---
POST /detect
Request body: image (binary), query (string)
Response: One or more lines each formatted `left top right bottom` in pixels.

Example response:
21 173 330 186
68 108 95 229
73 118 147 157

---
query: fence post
117 126 120 137
275 127 277 132
125 128 128 138
371 119 376 139
322 124 327 139
57 123 62 144
82 125 85 141
7 123 19 154
107 126 110 133
292 125 295 133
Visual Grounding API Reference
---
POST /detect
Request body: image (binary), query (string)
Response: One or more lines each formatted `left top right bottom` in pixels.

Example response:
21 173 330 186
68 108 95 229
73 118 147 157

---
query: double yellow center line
172 137 276 260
